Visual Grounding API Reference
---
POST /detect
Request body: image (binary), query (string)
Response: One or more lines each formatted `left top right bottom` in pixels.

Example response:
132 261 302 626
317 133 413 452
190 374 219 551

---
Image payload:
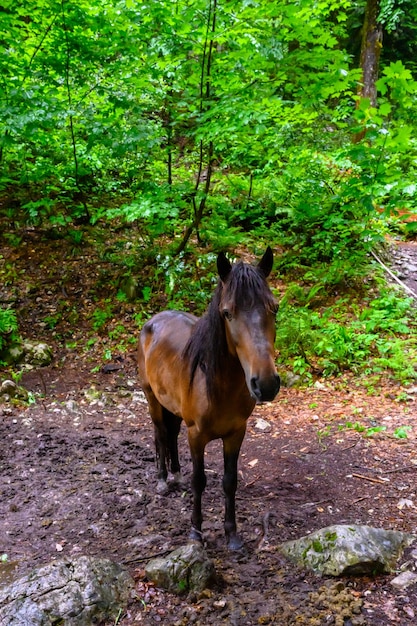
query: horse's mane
183 261 276 401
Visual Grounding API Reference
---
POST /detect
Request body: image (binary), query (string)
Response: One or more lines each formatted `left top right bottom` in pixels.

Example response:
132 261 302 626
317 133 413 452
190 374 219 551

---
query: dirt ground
1 227 417 625
2 362 417 625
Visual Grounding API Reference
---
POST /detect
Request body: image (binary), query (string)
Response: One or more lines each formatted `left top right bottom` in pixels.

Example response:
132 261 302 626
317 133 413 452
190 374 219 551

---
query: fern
0 308 19 353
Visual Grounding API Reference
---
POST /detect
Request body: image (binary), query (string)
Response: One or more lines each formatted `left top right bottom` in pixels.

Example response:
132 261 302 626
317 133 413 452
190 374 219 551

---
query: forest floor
1 224 417 625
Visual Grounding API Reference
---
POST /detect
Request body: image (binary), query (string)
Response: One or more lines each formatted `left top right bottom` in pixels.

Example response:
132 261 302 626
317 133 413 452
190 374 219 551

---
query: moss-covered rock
279 524 415 576
0 556 133 625
145 543 215 594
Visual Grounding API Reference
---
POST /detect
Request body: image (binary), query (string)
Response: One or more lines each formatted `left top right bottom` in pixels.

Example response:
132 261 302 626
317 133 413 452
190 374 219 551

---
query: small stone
213 599 227 608
65 400 79 414
1 380 18 396
390 570 417 589
0 380 29 401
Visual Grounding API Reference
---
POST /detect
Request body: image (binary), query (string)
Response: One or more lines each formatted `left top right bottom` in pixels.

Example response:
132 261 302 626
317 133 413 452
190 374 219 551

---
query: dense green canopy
1 0 416 244
1 0 417 381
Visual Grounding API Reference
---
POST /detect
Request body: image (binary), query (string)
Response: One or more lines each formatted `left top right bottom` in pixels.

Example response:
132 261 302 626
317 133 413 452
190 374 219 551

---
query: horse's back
138 310 198 417
140 310 197 352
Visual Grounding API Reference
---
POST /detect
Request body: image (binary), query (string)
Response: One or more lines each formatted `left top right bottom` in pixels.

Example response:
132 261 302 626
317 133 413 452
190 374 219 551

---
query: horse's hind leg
163 409 182 485
223 427 246 550
145 392 170 494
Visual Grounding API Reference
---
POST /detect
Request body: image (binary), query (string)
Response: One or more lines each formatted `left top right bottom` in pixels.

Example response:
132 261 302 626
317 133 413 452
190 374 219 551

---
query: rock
282 371 301 388
3 341 54 367
0 342 24 365
279 525 415 576
119 275 139 301
254 418 271 432
23 341 53 367
145 543 215 594
0 379 29 401
1 380 19 397
65 400 80 414
390 570 417 590
0 556 133 626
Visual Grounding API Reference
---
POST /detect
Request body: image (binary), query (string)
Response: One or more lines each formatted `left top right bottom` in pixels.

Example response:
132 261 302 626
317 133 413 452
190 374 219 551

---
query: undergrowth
1 215 416 386
0 307 20 365
276 275 417 384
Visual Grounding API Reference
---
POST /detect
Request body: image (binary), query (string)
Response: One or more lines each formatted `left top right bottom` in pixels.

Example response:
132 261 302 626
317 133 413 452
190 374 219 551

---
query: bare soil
1 226 417 625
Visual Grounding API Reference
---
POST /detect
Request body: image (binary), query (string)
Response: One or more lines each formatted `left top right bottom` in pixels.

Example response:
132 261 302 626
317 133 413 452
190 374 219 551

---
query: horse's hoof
227 534 244 551
189 527 204 544
156 479 169 495
171 472 185 489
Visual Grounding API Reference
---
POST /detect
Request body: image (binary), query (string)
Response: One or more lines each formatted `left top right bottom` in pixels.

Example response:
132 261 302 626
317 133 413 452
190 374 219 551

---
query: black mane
183 261 276 401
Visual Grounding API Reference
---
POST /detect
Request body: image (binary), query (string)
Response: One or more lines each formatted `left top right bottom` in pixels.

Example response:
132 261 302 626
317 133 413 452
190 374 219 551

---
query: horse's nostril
250 377 262 400
274 374 281 394
251 374 280 402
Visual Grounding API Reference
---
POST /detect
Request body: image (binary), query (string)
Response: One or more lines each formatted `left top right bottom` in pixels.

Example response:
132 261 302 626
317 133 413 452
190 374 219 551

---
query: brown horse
138 247 280 550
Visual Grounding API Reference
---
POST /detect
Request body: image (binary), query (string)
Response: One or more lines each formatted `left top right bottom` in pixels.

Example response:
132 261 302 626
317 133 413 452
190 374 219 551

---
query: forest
1 2 417 624
1 0 417 381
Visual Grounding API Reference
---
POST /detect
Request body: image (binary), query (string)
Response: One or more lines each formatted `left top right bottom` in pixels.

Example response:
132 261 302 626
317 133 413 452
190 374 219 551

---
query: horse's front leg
188 431 207 544
223 427 246 550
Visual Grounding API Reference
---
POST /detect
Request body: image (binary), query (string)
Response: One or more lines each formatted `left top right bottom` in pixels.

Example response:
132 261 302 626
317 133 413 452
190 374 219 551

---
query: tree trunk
175 0 217 255
353 0 383 142
359 0 383 106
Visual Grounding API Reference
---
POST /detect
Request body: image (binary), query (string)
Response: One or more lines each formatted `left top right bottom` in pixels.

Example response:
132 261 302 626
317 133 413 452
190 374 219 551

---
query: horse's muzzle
250 374 280 403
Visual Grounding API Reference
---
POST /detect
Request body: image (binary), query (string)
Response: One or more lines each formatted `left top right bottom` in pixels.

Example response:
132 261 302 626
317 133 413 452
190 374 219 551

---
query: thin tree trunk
175 0 217 255
360 0 383 106
353 0 383 142
61 0 90 221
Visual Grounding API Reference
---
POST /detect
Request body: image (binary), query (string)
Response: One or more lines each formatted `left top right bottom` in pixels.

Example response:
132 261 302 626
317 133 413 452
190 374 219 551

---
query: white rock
391 570 417 589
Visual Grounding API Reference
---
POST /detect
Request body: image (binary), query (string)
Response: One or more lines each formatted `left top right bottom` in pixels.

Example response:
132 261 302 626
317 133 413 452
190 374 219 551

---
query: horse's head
217 247 280 403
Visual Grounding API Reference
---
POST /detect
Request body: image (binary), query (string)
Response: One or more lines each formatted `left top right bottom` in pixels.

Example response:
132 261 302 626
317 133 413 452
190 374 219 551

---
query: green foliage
153 252 218 314
91 301 113 332
1 0 417 387
319 416 412 443
277 287 417 382
393 425 412 439
340 421 387 437
1 0 415 257
0 307 20 363
0 308 18 345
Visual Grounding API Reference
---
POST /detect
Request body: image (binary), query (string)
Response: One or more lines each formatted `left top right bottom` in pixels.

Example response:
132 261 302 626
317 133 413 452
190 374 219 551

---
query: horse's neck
215 350 247 393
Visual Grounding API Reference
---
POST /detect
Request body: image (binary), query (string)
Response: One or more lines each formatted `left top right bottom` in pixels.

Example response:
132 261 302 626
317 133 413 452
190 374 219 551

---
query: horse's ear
217 252 232 282
258 246 273 277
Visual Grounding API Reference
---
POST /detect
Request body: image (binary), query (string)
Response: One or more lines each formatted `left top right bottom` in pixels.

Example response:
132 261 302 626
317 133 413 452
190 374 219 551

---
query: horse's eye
223 310 233 322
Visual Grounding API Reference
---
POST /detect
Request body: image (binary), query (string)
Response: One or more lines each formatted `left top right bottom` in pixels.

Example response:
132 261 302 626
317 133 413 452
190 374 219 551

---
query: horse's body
138 247 280 549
